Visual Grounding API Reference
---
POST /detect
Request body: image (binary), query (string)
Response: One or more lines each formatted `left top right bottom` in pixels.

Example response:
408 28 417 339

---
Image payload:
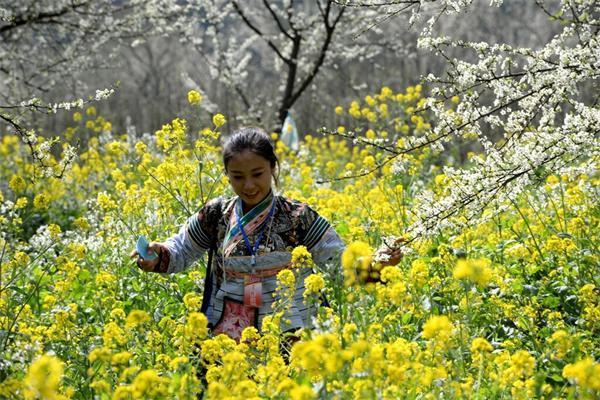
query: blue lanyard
235 198 275 266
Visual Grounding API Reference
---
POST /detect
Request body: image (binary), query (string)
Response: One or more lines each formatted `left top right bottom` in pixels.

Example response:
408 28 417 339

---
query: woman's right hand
130 242 162 272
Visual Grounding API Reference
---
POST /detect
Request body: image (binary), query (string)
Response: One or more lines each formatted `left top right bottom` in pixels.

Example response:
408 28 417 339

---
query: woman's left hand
374 237 406 267
377 247 403 267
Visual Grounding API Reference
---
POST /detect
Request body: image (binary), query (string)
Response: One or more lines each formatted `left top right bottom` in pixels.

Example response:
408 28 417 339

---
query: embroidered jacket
154 193 345 332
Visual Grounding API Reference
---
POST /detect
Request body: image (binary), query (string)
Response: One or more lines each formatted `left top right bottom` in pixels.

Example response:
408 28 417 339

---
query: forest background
0 0 573 139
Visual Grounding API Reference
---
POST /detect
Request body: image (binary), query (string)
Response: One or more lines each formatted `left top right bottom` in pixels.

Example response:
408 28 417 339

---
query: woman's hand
377 247 403 267
130 242 162 272
374 237 406 267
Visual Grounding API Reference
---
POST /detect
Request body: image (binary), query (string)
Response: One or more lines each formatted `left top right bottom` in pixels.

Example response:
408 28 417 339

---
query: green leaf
336 221 350 236
549 374 563 383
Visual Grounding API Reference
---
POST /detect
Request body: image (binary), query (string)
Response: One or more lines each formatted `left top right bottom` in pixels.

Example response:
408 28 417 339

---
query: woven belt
225 263 292 279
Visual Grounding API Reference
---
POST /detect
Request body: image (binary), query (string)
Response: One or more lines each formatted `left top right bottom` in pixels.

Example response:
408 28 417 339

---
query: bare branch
231 1 292 64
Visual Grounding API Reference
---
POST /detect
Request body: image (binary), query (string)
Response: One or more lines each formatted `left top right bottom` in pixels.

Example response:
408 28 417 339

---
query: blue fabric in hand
136 235 157 260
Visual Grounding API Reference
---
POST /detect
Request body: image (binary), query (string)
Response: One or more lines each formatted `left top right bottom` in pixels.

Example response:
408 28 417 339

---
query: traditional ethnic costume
153 191 344 340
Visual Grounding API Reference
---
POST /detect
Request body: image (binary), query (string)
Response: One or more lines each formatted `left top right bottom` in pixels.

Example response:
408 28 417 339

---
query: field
0 87 598 399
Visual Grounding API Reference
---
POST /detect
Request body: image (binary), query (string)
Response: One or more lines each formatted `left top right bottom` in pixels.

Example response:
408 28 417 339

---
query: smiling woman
227 152 272 211
130 127 399 343
130 127 345 341
222 128 279 213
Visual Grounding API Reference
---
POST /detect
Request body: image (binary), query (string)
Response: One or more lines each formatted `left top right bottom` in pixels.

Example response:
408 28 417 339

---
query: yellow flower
73 111 82 122
349 105 362 119
103 322 127 348
86 106 96 116
363 155 375 168
579 284 597 304
90 379 110 393
168 356 189 370
563 358 600 390
546 174 560 185
112 351 132 365
291 245 314 269
342 241 373 286
241 326 260 343
380 86 393 99
212 113 227 128
291 333 343 376
110 308 126 321
289 384 316 400
304 273 325 297
184 312 209 344
14 197 28 209
422 315 453 341
550 330 571 359
365 95 376 107
9 175 26 192
125 310 151 329
134 141 147 156
335 106 344 115
155 118 187 151
277 269 295 288
13 251 31 266
544 235 577 254
434 174 447 187
470 337 493 353
379 266 402 284
43 294 57 309
95 271 116 287
183 292 202 311
497 350 536 383
33 193 50 209
453 258 493 288
451 95 460 104
132 369 168 398
409 259 429 288
379 103 388 116
48 224 62 239
187 89 203 105
71 217 89 231
97 192 116 211
23 355 64 400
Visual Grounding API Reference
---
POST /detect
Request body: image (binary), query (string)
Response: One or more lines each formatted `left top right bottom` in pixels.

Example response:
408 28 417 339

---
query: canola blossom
0 87 598 399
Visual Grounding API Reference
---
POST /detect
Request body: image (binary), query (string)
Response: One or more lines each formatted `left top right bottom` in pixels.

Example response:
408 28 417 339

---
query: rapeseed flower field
0 87 598 399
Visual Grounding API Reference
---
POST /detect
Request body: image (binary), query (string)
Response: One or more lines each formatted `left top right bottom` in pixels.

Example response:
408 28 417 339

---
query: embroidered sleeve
299 206 345 275
155 198 221 274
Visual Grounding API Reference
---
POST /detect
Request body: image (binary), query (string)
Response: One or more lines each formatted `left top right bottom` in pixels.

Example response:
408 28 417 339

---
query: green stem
509 198 544 262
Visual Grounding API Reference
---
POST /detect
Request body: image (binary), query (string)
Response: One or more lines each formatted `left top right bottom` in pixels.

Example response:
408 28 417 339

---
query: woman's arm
131 198 222 273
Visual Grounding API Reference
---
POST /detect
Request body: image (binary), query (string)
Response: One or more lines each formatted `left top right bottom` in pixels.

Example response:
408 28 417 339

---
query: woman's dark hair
222 127 280 185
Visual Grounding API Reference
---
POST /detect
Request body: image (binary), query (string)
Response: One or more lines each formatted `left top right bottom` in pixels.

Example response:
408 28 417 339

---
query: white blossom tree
181 0 409 131
0 1 197 177
329 0 599 238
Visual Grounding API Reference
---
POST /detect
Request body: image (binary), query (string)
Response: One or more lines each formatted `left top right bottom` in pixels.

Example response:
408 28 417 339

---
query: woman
132 127 401 340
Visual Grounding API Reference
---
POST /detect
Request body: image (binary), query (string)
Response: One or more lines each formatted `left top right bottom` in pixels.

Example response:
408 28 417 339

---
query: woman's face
226 150 273 210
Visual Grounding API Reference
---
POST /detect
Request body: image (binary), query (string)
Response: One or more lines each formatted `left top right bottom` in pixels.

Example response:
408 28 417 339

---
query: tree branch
0 2 88 34
231 1 291 64
262 0 293 40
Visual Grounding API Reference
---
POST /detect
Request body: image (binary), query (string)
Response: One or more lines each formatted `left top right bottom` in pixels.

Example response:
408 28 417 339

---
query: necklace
220 196 278 283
